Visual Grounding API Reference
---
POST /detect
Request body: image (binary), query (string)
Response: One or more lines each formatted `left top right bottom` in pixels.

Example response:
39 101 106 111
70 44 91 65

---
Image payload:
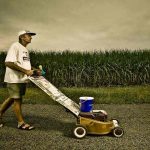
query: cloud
0 0 150 51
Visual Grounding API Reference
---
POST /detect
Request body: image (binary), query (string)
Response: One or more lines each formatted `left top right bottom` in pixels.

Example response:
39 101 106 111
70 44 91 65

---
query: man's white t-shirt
4 42 31 83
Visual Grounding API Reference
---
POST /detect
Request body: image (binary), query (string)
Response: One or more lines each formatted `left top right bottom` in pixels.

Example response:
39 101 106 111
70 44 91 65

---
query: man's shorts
7 83 27 99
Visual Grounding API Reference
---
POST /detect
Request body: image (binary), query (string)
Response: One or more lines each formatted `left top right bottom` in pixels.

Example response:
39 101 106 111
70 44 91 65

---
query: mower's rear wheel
112 127 124 138
73 125 87 139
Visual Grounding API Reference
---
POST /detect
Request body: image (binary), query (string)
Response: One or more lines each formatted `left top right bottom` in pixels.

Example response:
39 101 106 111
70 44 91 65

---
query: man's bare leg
13 98 34 130
0 97 14 117
13 98 24 124
0 97 34 129
0 97 14 127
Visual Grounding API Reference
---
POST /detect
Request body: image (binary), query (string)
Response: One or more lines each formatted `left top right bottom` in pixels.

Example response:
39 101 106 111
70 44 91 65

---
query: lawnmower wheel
73 125 87 139
112 127 124 138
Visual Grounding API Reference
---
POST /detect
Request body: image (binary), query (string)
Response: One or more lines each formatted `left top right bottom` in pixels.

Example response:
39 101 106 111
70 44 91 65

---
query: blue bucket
79 97 94 112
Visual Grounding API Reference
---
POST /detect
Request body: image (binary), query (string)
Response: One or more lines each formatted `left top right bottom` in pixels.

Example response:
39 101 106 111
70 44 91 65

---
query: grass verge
0 85 150 105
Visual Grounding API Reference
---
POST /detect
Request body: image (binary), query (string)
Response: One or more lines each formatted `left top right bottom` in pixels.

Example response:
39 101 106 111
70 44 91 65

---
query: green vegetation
30 50 150 87
1 50 149 104
0 50 150 87
0 85 149 104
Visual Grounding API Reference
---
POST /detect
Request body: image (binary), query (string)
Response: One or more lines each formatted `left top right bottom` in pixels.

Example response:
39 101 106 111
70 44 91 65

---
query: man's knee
13 98 23 104
8 97 15 102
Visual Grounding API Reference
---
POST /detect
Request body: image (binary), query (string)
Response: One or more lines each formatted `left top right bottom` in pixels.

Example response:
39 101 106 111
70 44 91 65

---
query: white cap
18 30 36 37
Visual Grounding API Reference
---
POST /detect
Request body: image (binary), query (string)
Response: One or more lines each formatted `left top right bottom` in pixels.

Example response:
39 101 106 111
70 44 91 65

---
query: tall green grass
1 85 150 104
0 50 150 87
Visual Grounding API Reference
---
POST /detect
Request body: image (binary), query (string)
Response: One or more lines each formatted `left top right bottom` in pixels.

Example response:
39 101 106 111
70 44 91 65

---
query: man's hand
33 69 42 76
25 70 34 76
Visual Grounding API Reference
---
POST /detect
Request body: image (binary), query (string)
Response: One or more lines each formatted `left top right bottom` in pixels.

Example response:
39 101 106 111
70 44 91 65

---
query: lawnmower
29 69 124 139
74 110 124 139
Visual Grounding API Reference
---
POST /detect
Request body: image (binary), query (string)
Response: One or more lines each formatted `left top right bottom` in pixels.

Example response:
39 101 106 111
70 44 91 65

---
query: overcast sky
0 0 150 52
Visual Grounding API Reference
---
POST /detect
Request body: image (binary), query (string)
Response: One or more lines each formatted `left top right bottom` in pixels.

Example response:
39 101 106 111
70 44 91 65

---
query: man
0 30 39 130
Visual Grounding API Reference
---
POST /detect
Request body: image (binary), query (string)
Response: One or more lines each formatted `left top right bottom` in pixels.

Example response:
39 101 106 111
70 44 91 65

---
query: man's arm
5 62 33 76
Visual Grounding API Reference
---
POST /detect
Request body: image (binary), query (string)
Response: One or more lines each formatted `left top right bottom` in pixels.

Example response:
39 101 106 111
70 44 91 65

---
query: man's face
22 34 32 44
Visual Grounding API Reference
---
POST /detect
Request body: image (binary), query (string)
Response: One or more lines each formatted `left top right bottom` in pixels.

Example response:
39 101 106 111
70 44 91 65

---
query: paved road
0 104 150 150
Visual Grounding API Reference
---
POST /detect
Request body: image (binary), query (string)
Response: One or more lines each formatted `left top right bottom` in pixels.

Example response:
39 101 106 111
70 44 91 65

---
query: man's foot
18 123 35 130
0 118 4 128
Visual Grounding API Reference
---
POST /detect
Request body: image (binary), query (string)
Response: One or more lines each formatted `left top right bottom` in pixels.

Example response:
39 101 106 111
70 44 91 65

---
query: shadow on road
23 114 76 137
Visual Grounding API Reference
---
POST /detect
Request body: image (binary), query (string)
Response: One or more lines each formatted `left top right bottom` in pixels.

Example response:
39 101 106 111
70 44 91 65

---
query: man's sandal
18 123 35 130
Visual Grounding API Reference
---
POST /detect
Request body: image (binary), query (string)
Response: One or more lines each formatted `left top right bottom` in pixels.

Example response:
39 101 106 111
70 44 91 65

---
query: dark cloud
0 0 150 51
